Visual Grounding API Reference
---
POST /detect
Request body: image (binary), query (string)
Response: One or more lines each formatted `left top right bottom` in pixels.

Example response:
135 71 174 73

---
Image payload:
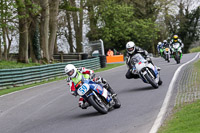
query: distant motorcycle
75 76 121 114
163 47 171 63
130 54 162 88
171 43 182 64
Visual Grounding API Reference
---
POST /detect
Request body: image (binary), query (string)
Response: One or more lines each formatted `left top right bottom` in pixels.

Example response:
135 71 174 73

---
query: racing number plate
77 83 90 96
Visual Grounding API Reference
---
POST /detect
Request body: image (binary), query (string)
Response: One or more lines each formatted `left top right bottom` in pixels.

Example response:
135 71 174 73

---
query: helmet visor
67 69 74 76
127 47 135 52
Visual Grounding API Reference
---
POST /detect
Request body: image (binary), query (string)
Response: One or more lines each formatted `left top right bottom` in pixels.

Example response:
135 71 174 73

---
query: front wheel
87 95 108 114
175 52 180 64
144 73 158 89
158 76 163 85
113 95 121 108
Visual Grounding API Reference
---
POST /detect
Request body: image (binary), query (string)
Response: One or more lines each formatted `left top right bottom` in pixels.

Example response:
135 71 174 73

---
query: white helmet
64 64 77 78
158 42 162 45
126 41 136 54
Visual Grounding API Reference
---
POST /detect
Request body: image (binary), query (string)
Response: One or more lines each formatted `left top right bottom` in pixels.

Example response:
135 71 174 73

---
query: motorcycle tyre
88 95 108 114
144 73 159 89
175 53 180 64
167 54 170 62
158 76 163 85
113 96 121 109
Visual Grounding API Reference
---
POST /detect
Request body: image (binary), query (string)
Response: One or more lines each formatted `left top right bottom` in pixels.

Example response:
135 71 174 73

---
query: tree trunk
70 0 83 53
66 11 73 53
40 0 50 63
2 28 7 60
29 20 39 63
54 35 58 54
49 0 59 61
16 0 29 63
5 28 12 59
1 0 7 60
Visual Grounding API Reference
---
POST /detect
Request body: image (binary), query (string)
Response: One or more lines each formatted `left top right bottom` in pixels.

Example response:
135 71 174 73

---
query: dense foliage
0 0 200 63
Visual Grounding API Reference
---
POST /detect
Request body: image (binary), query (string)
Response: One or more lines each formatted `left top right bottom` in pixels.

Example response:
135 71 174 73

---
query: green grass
95 63 125 72
189 46 200 53
0 60 40 69
158 59 200 133
158 100 200 133
0 63 125 96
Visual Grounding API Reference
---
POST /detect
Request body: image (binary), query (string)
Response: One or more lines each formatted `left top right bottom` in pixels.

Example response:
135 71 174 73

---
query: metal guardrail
0 57 100 89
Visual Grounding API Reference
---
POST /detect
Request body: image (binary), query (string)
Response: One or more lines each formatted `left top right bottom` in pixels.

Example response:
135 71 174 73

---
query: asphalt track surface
0 53 198 133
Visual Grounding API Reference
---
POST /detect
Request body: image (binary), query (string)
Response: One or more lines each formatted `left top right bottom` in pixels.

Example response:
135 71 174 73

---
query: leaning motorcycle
130 54 162 89
163 47 171 63
75 76 121 114
171 43 182 64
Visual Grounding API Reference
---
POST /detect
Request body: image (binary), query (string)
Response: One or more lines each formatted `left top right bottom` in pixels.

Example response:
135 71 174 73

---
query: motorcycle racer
170 35 184 49
157 42 163 56
163 40 170 48
65 64 116 109
125 41 160 79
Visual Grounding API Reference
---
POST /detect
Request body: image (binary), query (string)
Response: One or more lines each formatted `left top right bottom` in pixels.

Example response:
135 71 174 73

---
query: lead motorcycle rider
125 41 160 79
169 35 184 51
65 64 116 109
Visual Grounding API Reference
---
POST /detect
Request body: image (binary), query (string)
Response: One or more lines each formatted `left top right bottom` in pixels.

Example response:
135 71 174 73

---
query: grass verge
158 59 200 133
0 63 125 96
189 46 200 53
0 60 40 69
158 100 200 133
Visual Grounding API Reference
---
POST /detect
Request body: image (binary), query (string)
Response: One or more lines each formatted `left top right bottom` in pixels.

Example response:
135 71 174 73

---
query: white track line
149 52 200 133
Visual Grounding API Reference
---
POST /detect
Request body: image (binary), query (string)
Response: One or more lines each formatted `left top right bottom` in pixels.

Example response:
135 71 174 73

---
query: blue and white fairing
77 79 112 103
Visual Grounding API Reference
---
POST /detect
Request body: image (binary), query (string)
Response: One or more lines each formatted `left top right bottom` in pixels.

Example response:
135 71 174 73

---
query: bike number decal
77 83 90 96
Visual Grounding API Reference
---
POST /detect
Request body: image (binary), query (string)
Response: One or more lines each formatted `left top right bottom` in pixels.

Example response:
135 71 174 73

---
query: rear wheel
144 73 158 89
88 95 108 114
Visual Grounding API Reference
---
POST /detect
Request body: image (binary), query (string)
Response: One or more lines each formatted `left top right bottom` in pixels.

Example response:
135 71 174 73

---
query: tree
0 0 17 60
89 0 159 53
177 5 200 52
70 0 84 52
85 0 101 41
39 0 49 63
163 0 200 52
49 0 60 61
59 0 81 53
16 0 29 63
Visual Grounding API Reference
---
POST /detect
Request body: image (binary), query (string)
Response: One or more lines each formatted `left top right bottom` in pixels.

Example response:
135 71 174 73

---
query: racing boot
104 83 116 96
79 97 89 109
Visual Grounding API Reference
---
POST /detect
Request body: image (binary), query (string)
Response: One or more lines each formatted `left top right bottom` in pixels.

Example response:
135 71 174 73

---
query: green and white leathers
71 71 90 85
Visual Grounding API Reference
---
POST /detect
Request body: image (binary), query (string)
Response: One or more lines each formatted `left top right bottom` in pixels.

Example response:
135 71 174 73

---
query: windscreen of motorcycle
173 43 180 49
130 54 146 65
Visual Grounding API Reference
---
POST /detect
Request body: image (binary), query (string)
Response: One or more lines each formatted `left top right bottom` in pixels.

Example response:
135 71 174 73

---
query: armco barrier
0 57 100 89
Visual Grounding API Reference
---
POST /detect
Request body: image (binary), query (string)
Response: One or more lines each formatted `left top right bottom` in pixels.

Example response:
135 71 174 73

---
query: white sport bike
130 53 162 88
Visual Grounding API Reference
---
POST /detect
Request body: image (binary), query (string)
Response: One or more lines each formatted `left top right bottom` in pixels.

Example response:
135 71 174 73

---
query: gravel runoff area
175 59 200 107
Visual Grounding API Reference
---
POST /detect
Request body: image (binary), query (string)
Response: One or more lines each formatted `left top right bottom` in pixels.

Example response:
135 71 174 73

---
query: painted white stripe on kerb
149 52 200 133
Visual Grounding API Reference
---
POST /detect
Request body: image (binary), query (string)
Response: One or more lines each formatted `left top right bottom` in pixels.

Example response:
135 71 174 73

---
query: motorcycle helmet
163 40 167 44
173 35 178 42
64 64 77 78
126 41 136 54
158 42 162 45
